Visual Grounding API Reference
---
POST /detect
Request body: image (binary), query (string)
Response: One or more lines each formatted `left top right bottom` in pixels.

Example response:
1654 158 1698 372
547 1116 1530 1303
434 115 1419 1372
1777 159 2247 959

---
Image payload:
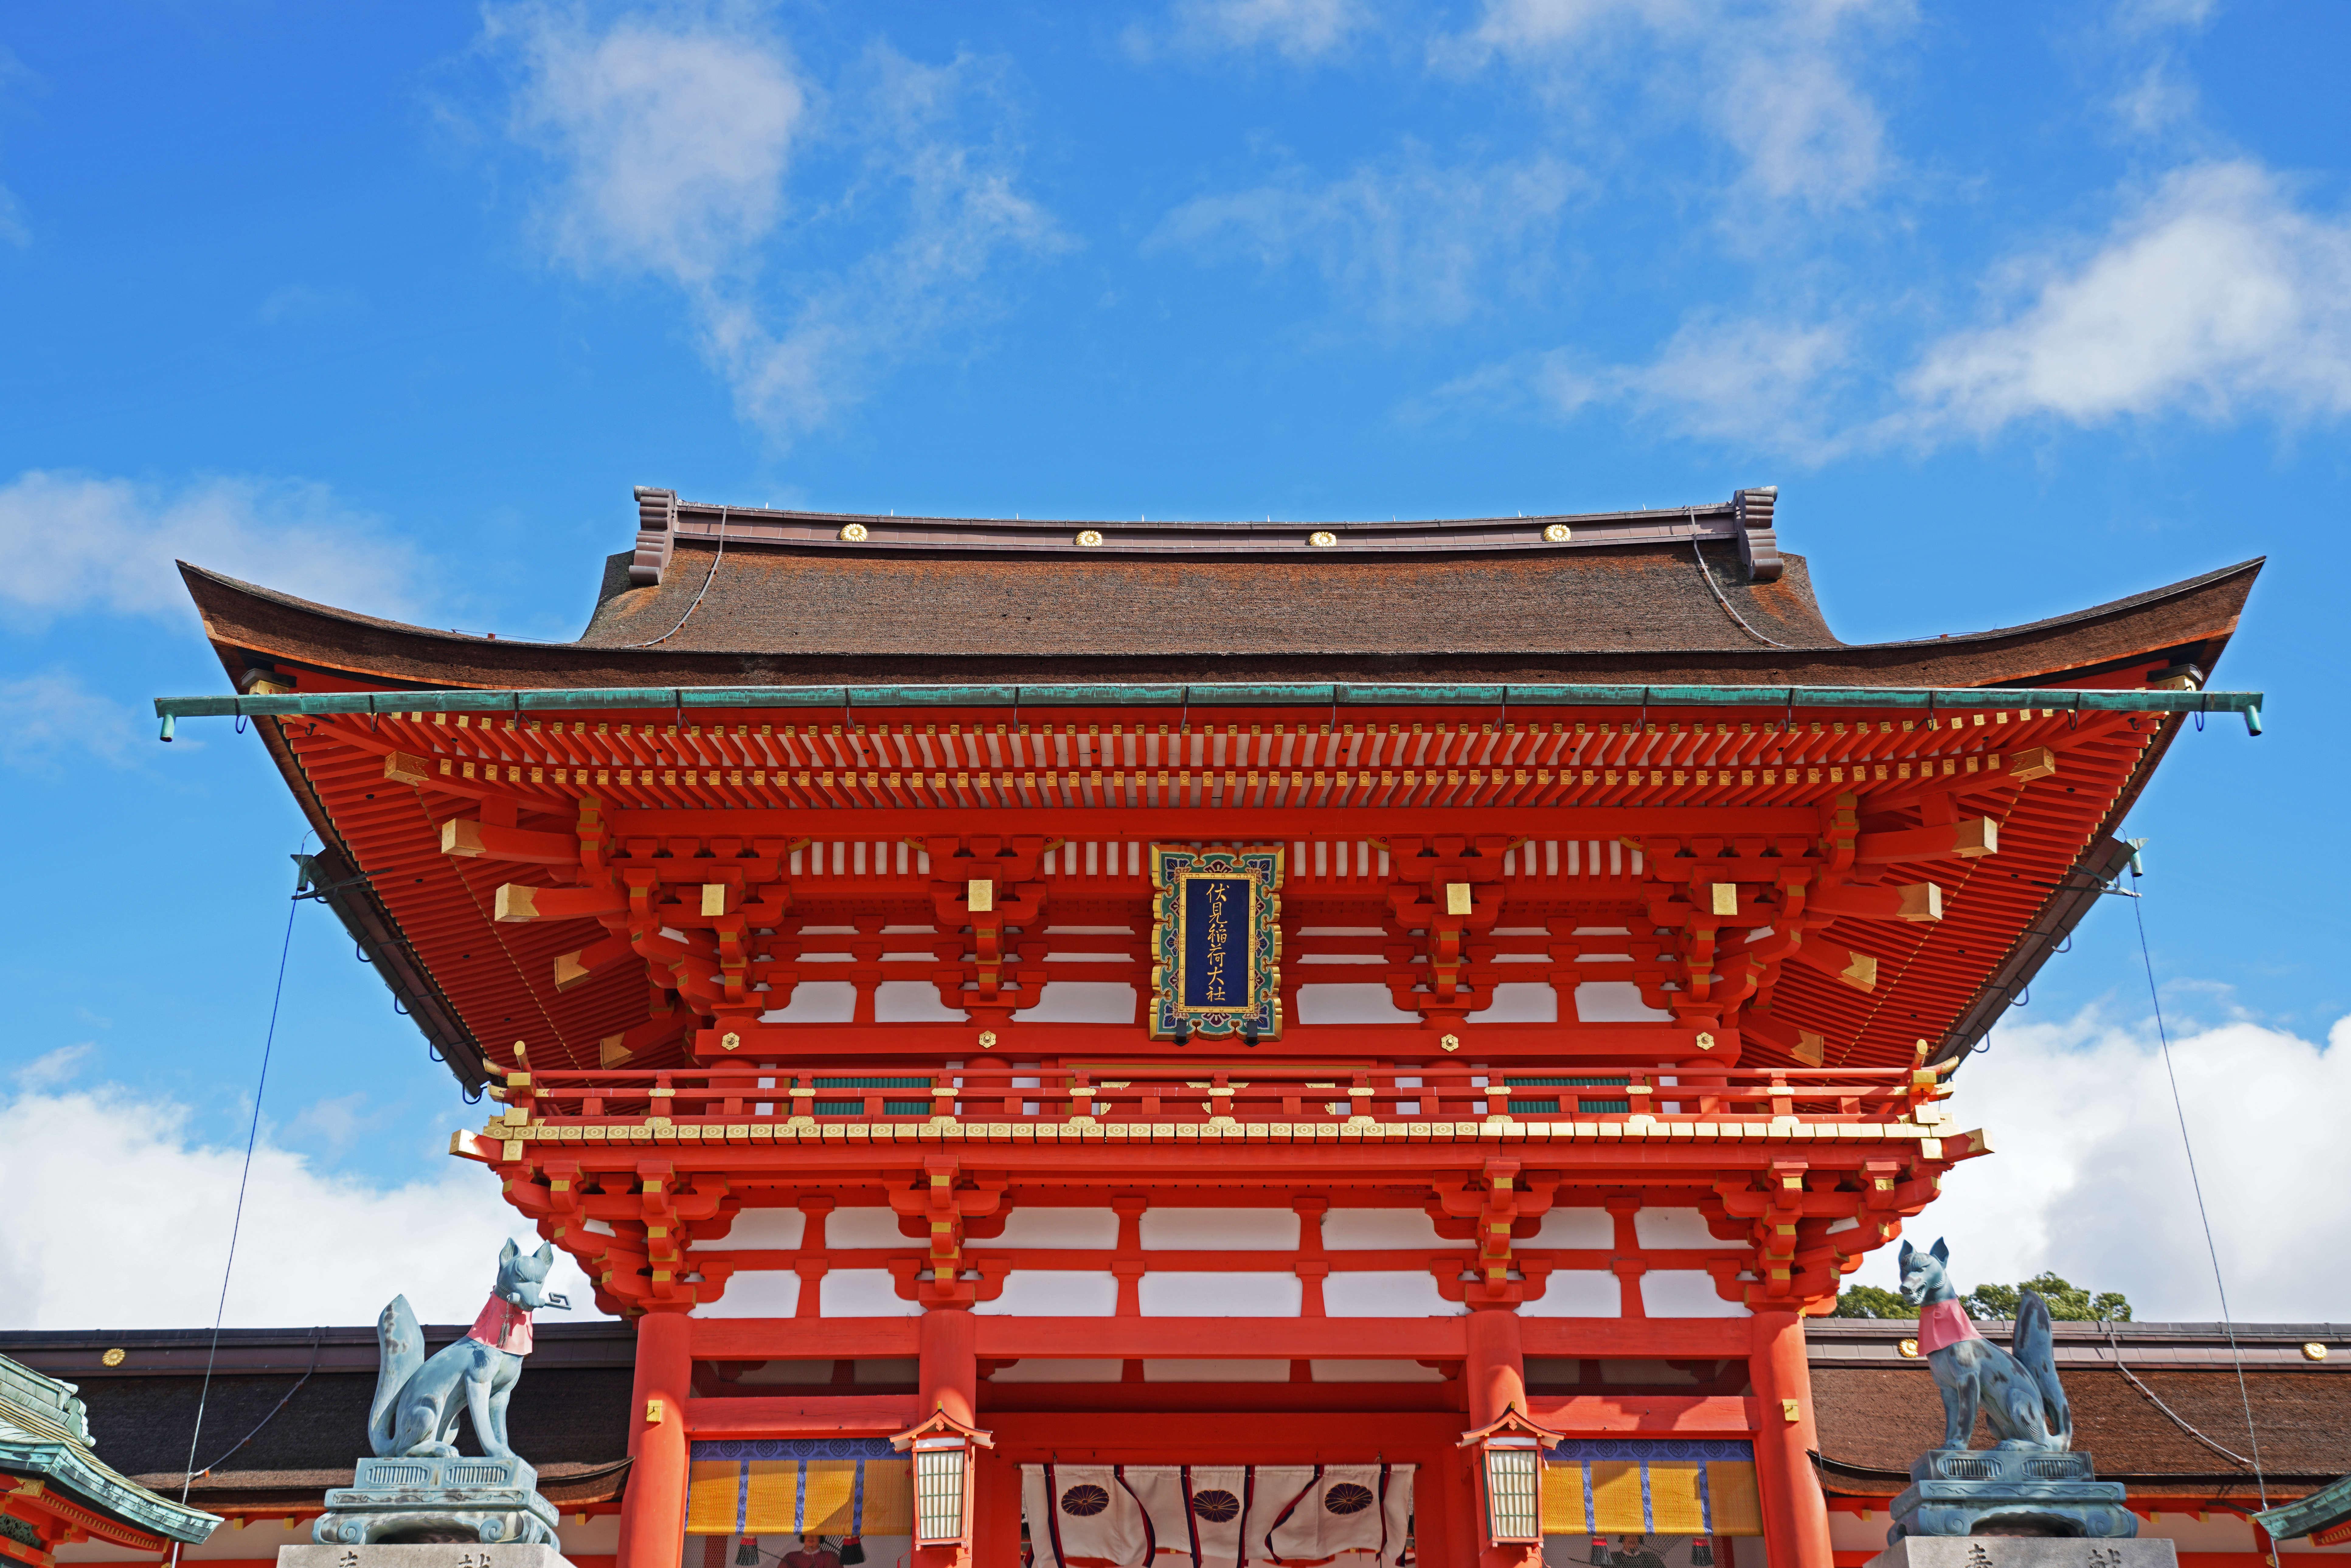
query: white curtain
1022 1463 1413 1568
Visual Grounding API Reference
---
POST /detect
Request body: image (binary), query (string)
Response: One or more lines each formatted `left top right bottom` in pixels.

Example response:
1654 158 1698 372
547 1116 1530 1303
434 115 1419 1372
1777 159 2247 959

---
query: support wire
171 847 304 1562
2130 876 2272 1557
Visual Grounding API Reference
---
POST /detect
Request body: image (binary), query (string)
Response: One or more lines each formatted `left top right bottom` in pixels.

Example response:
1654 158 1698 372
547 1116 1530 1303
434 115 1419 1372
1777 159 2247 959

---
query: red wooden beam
682 1394 917 1435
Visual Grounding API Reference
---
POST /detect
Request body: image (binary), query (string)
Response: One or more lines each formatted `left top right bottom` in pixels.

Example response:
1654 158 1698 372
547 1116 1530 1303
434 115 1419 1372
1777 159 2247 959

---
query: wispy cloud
1441 0 1908 211
0 671 154 776
0 1078 605 1328
0 470 424 625
486 5 1063 442
1148 148 1581 327
12 1044 91 1092
1131 0 1373 63
1901 161 2351 437
1847 1003 2351 1322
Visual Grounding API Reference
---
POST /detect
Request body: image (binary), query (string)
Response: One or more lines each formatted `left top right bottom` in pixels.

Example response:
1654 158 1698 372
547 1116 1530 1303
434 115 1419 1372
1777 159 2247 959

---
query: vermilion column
919 1304 978 1424
1462 1307 1526 1428
1464 1309 1539 1568
916 1307 980 1568
618 1308 693 1568
1749 1310 1833 1568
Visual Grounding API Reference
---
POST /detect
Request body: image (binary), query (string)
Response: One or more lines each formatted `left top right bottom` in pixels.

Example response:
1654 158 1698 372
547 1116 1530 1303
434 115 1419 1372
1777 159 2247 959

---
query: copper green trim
154 682 2265 735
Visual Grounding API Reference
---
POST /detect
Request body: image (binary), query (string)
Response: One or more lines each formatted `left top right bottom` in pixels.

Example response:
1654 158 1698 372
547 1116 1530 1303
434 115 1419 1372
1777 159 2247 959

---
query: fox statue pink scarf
467 1294 535 1356
1916 1298 1984 1356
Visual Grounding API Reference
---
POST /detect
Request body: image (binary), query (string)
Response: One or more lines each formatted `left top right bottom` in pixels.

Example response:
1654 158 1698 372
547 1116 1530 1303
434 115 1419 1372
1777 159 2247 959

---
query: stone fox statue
1898 1237 2071 1452
369 1240 569 1461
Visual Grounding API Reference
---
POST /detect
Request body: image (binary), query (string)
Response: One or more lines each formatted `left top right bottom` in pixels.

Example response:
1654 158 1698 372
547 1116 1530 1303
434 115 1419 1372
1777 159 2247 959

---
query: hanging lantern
1456 1406 1561 1549
892 1408 996 1550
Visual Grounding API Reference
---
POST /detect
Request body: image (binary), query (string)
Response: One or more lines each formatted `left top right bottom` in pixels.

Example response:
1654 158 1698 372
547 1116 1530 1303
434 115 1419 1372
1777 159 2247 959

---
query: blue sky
2 0 2348 1326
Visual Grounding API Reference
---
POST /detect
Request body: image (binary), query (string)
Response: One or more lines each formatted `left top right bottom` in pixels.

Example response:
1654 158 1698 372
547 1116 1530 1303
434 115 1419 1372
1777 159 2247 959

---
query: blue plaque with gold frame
1148 845 1283 1040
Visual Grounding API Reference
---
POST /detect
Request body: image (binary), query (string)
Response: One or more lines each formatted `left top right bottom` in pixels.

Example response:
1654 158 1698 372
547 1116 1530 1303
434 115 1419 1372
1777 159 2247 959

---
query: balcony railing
493 1062 1951 1135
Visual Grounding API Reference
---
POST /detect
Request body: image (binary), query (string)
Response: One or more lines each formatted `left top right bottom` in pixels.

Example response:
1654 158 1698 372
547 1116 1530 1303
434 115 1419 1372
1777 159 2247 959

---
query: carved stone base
1865 1539 2178 1568
282 1545 574 1568
1886 1450 2138 1544
310 1457 561 1547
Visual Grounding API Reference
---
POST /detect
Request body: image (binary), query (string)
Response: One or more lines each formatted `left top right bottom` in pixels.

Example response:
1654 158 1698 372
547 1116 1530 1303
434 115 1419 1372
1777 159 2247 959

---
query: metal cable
1687 515 1789 649
2096 1319 2256 1469
2131 882 2272 1535
625 507 730 648
172 849 303 1560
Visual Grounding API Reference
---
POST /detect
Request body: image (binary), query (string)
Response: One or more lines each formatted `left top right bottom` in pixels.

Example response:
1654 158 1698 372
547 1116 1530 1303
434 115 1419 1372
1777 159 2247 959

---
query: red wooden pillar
1464 1309 1539 1568
1749 1310 1832 1568
915 1307 980 1568
619 1308 694 1568
1463 1307 1526 1428
920 1305 979 1424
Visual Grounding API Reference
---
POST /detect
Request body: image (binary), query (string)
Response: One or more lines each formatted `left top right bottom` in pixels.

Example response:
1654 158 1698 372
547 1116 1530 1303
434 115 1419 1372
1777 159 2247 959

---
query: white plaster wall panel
989 1207 1121 1248
1633 1207 1720 1248
1525 1207 1613 1248
1827 1214 1860 1234
1574 981 1674 1022
988 1358 1123 1383
820 1269 918 1316
1138 1272 1303 1316
1295 983 1422 1024
1320 1209 1452 1250
1140 1207 1299 1250
1479 983 1558 1023
1014 981 1137 1024
696 1269 800 1318
976 1270 1120 1317
826 1206 911 1248
1323 1271 1464 1317
1640 1271 1751 1317
759 981 856 1023
875 979 965 1022
1518 1271 1622 1317
1142 1359 1291 1382
716 1208 806 1249
556 1516 621 1559
1311 1359 1448 1383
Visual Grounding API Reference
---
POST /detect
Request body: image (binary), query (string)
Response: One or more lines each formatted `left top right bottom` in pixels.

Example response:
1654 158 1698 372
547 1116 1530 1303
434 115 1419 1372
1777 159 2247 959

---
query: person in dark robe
781 1535 840 1568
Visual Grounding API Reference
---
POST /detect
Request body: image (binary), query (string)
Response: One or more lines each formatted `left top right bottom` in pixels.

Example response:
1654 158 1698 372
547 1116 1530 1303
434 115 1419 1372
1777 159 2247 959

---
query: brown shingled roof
1808 1321 2351 1504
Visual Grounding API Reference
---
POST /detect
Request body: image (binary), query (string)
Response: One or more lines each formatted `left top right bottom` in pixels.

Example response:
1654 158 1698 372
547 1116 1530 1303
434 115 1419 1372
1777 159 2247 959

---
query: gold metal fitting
1543 523 1572 543
1075 529 1104 547
838 522 869 542
1308 531 1338 547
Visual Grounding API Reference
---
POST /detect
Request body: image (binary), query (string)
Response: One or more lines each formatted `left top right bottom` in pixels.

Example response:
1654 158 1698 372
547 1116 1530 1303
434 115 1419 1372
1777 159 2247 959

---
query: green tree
1832 1284 1911 1318
1965 1272 2131 1322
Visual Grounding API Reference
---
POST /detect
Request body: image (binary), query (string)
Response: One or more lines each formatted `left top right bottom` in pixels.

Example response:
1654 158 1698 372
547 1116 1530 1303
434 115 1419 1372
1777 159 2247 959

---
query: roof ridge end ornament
629 486 679 587
1734 485 1782 583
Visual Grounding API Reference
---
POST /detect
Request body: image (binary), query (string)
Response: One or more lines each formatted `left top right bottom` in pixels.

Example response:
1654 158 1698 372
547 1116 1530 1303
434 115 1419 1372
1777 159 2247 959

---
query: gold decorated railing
490 1061 1954 1136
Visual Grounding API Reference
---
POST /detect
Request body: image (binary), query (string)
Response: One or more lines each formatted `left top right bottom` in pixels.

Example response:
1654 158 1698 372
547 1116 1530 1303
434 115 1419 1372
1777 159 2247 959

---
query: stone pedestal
281 1547 574 1568
1865 1538 2177 1568
1889 1450 2137 1543
310 1456 561 1547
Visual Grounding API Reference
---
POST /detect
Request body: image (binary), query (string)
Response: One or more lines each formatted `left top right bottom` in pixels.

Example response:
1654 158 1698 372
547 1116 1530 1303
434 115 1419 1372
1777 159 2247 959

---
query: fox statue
368 1239 570 1461
1897 1237 2072 1452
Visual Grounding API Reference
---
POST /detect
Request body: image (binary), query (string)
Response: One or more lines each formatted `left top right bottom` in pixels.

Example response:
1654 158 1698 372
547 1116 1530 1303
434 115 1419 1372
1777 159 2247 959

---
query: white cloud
0 671 151 774
1444 0 1904 210
1141 0 1371 62
0 1081 605 1329
1850 1004 2351 1323
13 1044 91 1091
1431 312 1853 459
494 2 805 285
1148 149 1580 327
487 8 1062 441
0 470 424 625
1902 162 2351 435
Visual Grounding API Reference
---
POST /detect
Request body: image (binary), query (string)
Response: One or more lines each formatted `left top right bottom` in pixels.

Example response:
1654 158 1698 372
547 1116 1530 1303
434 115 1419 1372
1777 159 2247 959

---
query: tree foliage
1833 1271 2132 1322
